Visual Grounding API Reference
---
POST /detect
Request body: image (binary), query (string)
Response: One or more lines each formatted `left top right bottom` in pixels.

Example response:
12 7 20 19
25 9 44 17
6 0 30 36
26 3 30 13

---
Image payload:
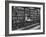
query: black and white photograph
5 1 45 36
12 6 40 30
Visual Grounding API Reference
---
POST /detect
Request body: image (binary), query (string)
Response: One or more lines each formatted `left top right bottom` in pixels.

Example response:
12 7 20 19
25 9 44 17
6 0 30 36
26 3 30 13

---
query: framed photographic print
5 1 45 36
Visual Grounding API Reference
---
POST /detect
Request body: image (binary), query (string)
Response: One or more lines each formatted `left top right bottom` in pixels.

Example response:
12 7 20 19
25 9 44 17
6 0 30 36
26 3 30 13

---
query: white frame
9 3 43 34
